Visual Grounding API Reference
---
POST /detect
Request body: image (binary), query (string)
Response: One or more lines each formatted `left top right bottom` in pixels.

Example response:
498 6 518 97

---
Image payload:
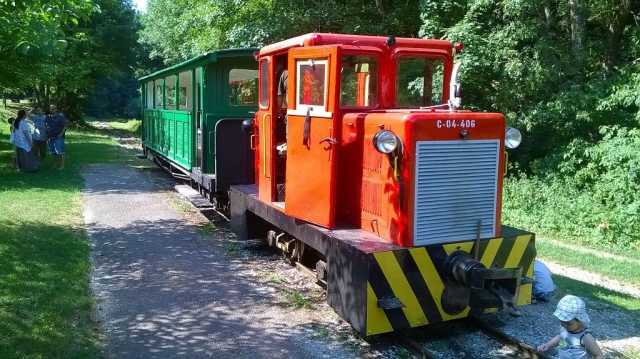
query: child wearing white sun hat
537 295 603 359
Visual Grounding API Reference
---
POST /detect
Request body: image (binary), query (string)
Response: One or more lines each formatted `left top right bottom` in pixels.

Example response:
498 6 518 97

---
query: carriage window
165 75 177 110
178 71 192 110
296 59 327 113
229 69 258 106
259 59 269 108
145 82 154 109
340 55 378 107
154 80 163 108
396 57 444 107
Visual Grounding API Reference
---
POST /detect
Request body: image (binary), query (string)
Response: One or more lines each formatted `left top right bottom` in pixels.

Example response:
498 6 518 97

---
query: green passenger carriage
139 48 258 206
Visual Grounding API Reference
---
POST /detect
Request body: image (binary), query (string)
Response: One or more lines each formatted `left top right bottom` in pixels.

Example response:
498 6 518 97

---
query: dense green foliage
1 0 638 248
139 0 640 249
140 0 420 65
0 0 144 119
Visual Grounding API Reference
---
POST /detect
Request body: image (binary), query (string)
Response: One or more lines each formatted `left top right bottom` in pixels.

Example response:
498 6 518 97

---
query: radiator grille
413 140 499 246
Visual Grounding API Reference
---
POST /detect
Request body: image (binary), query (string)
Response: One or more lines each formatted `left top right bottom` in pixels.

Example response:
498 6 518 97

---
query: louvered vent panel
413 140 499 246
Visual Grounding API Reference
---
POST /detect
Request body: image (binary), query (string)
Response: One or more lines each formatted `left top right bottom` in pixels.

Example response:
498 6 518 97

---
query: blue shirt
533 260 555 296
31 115 47 141
46 112 68 138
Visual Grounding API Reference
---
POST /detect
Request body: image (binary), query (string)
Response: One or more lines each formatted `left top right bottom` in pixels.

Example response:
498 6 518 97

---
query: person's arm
582 334 603 359
537 335 560 352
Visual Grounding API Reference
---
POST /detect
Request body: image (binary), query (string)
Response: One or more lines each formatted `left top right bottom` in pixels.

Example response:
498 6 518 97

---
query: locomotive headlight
373 130 400 154
505 127 522 149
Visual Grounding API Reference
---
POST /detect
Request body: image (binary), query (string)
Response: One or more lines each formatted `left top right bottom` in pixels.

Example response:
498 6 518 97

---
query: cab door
256 57 275 202
284 46 340 228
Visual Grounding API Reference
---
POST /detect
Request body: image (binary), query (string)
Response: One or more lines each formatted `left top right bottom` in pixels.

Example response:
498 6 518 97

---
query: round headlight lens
373 130 399 154
505 127 522 149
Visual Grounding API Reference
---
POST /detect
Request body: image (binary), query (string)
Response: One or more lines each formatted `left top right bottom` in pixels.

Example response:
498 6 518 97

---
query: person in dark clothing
29 107 47 160
45 105 68 170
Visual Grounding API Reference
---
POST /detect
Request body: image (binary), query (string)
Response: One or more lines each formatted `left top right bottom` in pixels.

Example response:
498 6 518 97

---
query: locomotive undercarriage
229 184 535 336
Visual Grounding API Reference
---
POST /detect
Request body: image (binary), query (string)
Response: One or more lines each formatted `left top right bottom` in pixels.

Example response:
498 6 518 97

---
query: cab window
340 55 378 107
259 59 269 108
295 59 327 113
396 57 444 107
229 68 258 106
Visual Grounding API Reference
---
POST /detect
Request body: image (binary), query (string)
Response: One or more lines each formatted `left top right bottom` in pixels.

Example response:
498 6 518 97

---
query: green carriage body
139 49 258 194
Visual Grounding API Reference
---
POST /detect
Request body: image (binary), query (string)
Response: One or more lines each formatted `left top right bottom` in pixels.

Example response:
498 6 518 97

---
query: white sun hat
554 295 590 326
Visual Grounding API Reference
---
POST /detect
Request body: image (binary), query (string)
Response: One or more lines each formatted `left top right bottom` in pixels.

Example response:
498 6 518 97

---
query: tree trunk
606 1 633 69
568 0 585 68
544 4 553 32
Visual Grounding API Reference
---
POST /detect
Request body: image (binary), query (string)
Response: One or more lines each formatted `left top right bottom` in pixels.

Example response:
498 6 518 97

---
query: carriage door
284 46 340 228
195 67 204 168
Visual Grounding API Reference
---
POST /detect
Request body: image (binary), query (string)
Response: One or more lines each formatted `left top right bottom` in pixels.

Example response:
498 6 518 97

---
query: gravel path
82 164 359 358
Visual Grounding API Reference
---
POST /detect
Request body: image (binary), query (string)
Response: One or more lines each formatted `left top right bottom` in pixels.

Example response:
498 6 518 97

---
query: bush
503 126 640 250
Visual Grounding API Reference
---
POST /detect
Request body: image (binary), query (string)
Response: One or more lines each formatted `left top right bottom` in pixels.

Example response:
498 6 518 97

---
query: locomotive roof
259 33 452 56
138 48 258 82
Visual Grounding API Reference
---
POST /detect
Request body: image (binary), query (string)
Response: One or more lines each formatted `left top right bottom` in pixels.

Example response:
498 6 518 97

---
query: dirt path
82 164 359 358
543 260 640 298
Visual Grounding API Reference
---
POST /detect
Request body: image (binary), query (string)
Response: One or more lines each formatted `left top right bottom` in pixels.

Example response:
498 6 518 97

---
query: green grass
84 117 141 135
554 275 640 319
536 239 640 288
282 289 313 309
102 119 141 134
0 110 138 358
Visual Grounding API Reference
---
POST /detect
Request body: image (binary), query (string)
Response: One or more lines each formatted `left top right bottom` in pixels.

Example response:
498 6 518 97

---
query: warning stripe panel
365 234 536 335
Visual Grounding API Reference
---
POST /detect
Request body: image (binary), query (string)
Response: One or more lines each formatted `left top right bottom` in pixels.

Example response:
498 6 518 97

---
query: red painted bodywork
254 33 508 247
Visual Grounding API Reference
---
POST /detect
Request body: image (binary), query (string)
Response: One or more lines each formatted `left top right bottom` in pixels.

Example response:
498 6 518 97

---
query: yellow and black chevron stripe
365 233 535 336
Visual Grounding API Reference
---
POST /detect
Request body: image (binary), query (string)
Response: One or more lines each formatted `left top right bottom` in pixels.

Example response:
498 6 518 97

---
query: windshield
396 56 444 108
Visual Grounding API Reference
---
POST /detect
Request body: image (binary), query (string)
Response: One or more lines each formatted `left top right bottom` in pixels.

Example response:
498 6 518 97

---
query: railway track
390 316 550 359
179 186 548 359
469 316 550 359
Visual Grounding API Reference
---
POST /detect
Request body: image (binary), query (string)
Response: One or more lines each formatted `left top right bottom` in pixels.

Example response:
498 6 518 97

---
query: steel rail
469 316 552 359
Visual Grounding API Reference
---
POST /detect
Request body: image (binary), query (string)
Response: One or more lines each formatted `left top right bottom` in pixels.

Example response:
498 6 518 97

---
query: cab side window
259 59 269 108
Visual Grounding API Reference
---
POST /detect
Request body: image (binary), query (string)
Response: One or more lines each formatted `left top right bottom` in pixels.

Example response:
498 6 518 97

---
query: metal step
174 184 213 209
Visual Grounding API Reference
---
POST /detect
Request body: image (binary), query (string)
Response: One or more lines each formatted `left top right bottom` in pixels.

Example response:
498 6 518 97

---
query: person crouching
537 295 603 358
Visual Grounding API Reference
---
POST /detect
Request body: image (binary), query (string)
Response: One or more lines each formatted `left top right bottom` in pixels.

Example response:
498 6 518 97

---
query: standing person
10 109 40 172
29 107 48 160
46 104 68 170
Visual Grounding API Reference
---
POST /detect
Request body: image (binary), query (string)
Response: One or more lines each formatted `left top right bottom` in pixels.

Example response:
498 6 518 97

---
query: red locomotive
230 33 534 336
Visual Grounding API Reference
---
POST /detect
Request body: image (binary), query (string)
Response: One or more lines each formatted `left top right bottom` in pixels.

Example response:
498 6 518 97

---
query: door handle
319 137 338 150
250 134 257 150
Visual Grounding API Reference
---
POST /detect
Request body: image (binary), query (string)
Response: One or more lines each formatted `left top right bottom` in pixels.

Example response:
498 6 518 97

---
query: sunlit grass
536 239 640 288
554 276 640 318
0 112 137 358
84 116 141 135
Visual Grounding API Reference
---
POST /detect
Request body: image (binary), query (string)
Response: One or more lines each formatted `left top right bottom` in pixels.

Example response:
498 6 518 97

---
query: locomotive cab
234 33 535 336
